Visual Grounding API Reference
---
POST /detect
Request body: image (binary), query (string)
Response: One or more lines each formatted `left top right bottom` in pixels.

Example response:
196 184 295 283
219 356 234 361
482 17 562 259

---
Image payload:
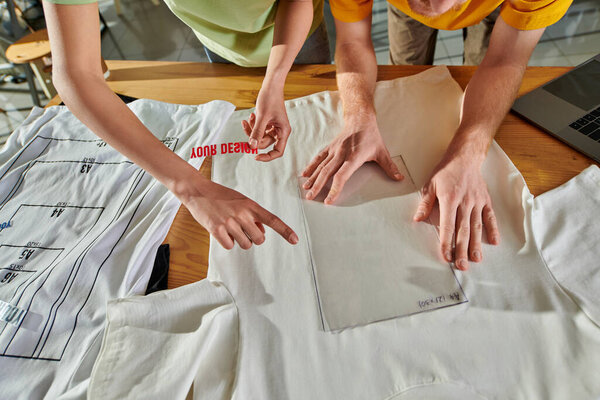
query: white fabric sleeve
532 165 600 325
88 280 239 400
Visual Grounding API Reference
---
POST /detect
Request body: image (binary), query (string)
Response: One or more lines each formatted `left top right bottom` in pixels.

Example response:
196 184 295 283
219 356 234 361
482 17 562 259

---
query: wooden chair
5 28 55 99
5 28 111 101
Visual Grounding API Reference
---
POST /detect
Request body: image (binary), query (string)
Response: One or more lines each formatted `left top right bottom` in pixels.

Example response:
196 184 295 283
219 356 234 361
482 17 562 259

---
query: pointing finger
256 208 298 245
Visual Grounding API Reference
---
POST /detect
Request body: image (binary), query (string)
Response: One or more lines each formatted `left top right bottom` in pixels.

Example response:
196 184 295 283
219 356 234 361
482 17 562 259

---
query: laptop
511 54 600 163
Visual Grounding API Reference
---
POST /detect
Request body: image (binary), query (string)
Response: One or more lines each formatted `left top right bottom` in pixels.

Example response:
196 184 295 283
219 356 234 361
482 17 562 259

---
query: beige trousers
387 4 500 65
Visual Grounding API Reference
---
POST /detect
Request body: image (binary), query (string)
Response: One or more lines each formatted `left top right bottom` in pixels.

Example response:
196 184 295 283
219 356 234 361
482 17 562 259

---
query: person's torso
389 0 503 30
161 0 324 66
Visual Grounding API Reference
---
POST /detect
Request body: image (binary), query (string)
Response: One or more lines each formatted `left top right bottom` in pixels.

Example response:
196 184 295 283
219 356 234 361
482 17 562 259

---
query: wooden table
47 61 599 289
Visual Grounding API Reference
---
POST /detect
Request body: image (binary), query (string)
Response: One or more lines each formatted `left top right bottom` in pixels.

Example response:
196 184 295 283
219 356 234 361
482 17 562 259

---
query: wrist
343 110 377 130
443 133 488 168
262 71 287 92
449 149 485 169
167 164 212 205
258 78 285 107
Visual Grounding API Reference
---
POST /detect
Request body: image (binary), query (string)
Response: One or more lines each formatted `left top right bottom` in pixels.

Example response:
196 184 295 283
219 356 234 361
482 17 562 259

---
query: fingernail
249 138 257 148
303 182 310 189
325 196 333 204
306 191 313 199
290 233 299 244
414 211 424 220
457 259 468 270
394 173 403 180
492 236 499 244
445 252 452 262
473 250 481 261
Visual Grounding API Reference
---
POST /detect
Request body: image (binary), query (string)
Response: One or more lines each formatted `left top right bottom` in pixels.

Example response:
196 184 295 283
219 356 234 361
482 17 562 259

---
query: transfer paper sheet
298 155 466 331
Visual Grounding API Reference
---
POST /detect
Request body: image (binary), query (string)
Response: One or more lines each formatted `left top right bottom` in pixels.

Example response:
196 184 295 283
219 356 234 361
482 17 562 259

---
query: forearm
44 1 204 201
447 61 526 165
301 24 402 204
335 40 378 124
264 0 313 90
54 70 201 199
447 18 544 166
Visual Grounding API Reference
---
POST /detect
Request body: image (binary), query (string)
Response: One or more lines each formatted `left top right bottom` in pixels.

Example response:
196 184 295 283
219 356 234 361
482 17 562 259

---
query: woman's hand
240 0 314 162
176 174 299 250
44 0 300 253
242 86 291 162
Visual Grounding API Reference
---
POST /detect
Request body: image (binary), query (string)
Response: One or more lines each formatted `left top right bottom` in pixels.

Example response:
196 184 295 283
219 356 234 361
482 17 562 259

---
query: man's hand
302 13 399 204
411 17 543 270
301 116 403 204
178 175 298 250
414 153 499 270
242 86 291 162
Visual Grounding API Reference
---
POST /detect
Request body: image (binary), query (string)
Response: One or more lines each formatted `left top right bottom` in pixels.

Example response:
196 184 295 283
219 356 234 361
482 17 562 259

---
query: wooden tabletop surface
47 61 599 289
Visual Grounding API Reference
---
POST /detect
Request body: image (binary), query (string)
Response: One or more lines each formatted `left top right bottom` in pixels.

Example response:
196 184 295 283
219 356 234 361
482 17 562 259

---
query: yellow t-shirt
329 0 572 30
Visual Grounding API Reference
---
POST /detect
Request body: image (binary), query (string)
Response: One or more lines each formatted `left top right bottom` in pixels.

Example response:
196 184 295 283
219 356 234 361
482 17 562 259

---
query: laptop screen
543 59 600 111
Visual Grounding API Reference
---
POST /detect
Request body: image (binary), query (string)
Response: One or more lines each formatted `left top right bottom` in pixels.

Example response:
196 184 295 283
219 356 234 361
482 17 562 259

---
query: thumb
376 150 403 181
249 112 268 150
414 184 436 222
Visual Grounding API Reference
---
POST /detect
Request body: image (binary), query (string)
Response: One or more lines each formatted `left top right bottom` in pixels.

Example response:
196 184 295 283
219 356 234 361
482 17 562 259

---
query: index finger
243 117 275 149
256 126 290 162
249 114 268 149
255 207 298 245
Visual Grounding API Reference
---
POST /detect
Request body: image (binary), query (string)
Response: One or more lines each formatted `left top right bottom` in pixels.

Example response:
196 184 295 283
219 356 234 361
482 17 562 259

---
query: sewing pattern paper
0 99 234 399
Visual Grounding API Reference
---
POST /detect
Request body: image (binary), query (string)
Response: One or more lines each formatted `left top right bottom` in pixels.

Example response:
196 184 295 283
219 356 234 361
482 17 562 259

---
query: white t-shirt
90 67 600 399
0 99 234 399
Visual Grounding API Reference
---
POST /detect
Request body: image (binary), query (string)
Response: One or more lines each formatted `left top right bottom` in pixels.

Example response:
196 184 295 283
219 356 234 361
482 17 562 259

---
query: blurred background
1 0 599 144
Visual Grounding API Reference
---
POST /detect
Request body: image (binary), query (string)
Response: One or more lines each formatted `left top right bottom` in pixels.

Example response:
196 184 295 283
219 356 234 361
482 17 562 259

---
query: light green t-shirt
44 0 324 67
